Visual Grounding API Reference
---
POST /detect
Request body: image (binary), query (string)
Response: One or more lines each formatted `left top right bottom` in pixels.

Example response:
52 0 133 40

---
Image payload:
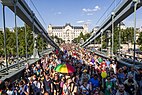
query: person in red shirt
100 61 107 72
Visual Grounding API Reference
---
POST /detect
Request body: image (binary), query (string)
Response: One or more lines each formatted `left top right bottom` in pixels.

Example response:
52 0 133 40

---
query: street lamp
24 24 28 59
42 38 44 52
118 23 121 54
107 30 111 57
111 12 115 57
133 0 139 65
101 29 104 53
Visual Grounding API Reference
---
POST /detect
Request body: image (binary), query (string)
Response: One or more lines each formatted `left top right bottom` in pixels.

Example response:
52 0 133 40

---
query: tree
101 27 134 53
0 25 52 57
84 33 91 41
0 30 4 56
50 35 64 44
72 32 91 44
6 28 16 56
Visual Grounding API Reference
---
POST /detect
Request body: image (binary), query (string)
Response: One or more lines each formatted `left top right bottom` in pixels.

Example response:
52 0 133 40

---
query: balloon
98 58 103 63
64 50 67 53
91 58 95 63
101 72 107 78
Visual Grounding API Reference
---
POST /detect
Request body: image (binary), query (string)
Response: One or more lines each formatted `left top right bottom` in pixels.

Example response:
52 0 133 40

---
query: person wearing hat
80 69 90 85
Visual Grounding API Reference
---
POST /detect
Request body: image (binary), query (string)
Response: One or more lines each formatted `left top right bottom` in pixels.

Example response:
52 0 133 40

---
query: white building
138 26 142 32
9 28 14 32
120 22 126 30
0 27 14 32
48 23 88 43
92 26 99 34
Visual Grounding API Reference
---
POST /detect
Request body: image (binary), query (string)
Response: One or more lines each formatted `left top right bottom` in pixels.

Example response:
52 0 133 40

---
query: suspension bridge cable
29 0 47 28
95 0 116 25
95 0 116 26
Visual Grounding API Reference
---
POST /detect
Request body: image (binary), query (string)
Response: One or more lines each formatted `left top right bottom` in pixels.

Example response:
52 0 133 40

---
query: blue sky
0 0 142 31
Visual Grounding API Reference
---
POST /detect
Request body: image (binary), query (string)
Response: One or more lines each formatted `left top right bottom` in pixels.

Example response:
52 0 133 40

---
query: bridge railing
0 48 53 73
88 49 142 70
0 58 31 74
0 54 32 69
116 53 142 63
0 48 53 84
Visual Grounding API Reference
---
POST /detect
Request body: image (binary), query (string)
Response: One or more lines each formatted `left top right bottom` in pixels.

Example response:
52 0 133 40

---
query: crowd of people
0 43 142 95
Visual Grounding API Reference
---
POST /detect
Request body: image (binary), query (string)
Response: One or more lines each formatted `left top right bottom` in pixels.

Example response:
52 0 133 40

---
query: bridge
81 0 142 68
0 0 60 83
0 0 142 92
81 0 142 47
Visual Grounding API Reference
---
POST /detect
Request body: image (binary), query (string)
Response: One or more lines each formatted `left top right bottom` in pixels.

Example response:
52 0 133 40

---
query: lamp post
42 38 44 52
25 24 28 60
101 29 104 53
107 30 111 57
133 0 139 65
117 23 121 56
118 23 121 54
111 12 115 57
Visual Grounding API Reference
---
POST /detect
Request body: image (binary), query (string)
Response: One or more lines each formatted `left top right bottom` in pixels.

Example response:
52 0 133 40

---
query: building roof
52 27 63 29
51 23 84 29
120 22 125 26
73 26 83 29
94 26 100 28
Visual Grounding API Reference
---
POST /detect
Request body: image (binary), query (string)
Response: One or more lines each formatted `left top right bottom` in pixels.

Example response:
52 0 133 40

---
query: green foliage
95 37 101 44
50 35 64 44
102 27 135 53
72 32 91 44
84 33 91 41
80 32 84 39
0 31 4 56
121 27 134 44
0 25 48 57
137 32 142 51
113 27 120 53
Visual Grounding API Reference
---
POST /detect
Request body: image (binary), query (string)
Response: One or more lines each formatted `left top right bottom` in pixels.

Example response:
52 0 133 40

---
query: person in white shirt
80 79 92 95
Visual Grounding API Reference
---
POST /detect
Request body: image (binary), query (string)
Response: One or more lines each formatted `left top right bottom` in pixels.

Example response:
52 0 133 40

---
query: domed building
48 23 88 43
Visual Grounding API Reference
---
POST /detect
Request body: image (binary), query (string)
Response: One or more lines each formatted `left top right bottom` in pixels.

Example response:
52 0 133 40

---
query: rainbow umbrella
54 63 75 73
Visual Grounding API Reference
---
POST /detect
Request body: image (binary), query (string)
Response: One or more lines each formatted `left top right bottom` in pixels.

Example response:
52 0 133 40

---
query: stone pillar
80 38 84 45
48 44 51 48
31 12 40 58
31 32 40 58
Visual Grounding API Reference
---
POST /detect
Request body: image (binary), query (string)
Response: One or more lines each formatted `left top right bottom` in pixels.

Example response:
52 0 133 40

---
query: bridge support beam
14 0 19 69
2 5 8 71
